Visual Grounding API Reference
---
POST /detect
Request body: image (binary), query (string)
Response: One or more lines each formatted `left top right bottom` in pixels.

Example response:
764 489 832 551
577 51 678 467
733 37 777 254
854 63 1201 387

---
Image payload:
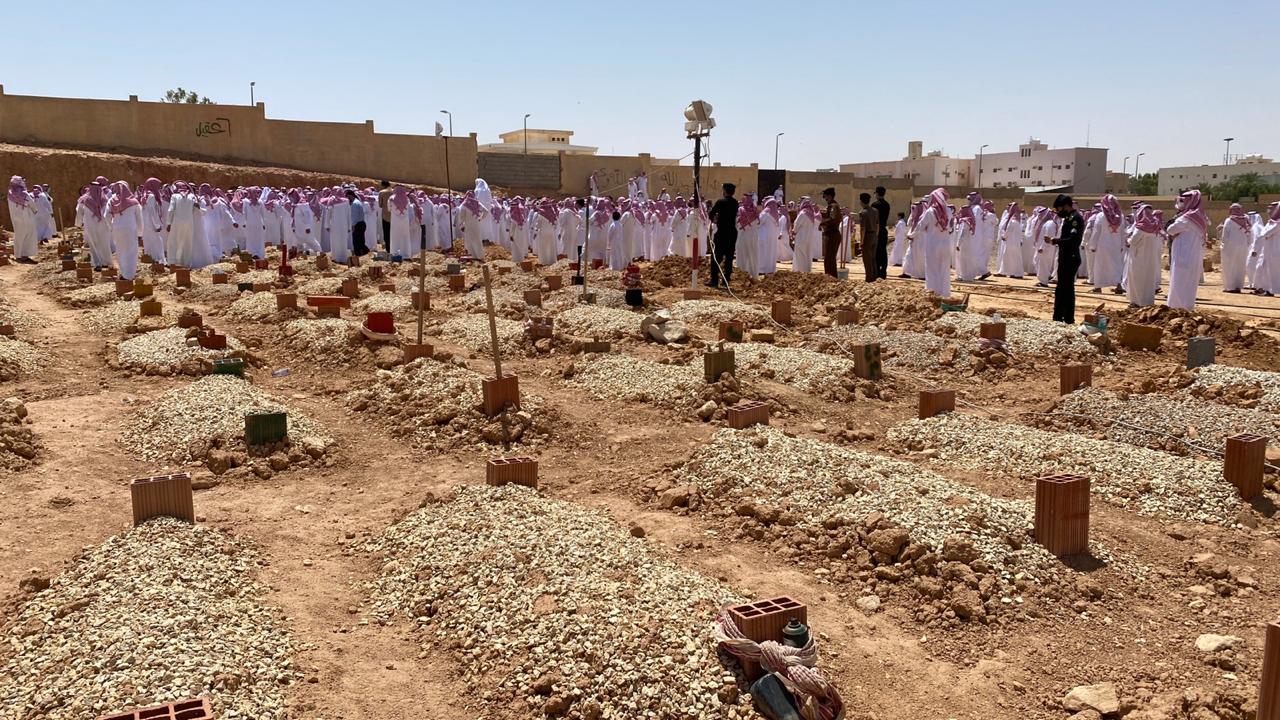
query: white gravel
225 292 283 321
353 293 413 315
62 283 119 308
119 375 330 464
932 313 1097 358
1189 365 1280 411
886 413 1242 525
812 324 955 370
366 484 752 720
279 319 362 364
0 518 297 720
568 354 702 408
554 305 643 340
81 301 178 332
733 343 856 393
1051 386 1280 453
0 338 41 380
671 299 772 328
439 315 527 355
114 327 245 369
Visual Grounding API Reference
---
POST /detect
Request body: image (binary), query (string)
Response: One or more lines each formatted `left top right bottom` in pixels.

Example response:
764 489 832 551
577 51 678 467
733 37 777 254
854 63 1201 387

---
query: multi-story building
840 138 1107 193
477 128 598 156
1158 155 1280 196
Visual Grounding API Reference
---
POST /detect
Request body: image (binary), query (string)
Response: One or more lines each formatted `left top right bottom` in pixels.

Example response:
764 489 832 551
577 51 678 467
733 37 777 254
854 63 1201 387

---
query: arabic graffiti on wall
196 118 231 138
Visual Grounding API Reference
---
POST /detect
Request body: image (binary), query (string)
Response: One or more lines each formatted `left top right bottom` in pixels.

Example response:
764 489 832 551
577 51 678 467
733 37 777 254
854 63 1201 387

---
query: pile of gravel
353 293 413 316
0 297 38 331
886 413 1242 525
62 283 119 308
0 338 41 381
366 484 750 719
1046 387 1280 454
566 354 701 408
554 305 642 340
733 343 855 393
439 315 527 355
226 292 285 321
118 375 331 467
545 286 629 311
113 327 245 374
669 426 1105 624
279 319 363 365
1189 365 1280 411
81 301 178 332
176 283 241 306
295 276 346 296
346 358 553 451
0 518 297 720
932 313 1097 358
670 299 772 328
0 397 39 471
459 288 527 319
812 324 955 370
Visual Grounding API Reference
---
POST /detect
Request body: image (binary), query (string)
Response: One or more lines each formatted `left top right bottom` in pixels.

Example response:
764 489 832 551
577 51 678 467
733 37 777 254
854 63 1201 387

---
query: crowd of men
5 174 1279 321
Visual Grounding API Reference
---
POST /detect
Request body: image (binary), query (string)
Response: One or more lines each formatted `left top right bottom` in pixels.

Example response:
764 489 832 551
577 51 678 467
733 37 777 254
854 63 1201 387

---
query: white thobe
757 215 780 275
1035 219 1059 285
165 193 196 266
532 214 558 264
141 196 167 263
792 214 819 274
77 204 114 268
1088 219 1125 289
996 216 1023 277
737 219 761 278
109 205 143 280
889 219 907 266
954 223 982 281
292 204 321 254
34 194 55 241
621 211 643 262
243 204 266 258
328 201 352 264
389 203 417 259
1125 229 1162 306
1166 216 1204 310
459 209 484 259
607 221 627 270
7 197 39 259
909 208 951 297
188 202 217 269
1257 221 1280 294
1219 221 1251 292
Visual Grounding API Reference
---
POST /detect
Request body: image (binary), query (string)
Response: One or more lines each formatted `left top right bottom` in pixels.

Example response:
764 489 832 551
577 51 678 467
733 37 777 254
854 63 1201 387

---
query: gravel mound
1188 365 1280 411
732 343 899 402
0 518 297 720
366 484 750 719
554 305 642 340
81 301 178 333
113 327 246 375
886 413 1241 525
667 426 1108 624
174 283 241 306
439 315 527 355
459 288 527 319
811 324 955 370
346 358 554 451
62 283 119 308
225 292 284 321
0 338 41 381
353 292 413 316
0 397 39 471
279 319 364 365
932 313 1097 358
670 299 772 328
119 375 331 468
0 297 38 331
565 354 701 408
295 276 346 296
1044 387 1280 455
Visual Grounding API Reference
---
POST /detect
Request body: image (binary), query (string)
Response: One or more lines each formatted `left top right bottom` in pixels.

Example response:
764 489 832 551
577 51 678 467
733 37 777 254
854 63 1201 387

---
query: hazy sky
3 0 1275 173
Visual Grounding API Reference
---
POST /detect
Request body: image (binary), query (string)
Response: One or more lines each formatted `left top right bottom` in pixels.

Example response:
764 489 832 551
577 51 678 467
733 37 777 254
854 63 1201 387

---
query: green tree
1129 173 1158 195
1195 173 1280 203
161 87 214 104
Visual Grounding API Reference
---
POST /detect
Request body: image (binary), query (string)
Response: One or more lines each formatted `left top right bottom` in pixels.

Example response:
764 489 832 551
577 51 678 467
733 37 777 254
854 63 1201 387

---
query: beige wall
558 153 757 201
0 88 477 190
782 172 913 220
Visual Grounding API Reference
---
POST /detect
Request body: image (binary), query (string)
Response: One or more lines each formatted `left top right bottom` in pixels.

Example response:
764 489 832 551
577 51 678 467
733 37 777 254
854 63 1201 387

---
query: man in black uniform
707 183 740 288
1051 194 1084 324
870 186 891 279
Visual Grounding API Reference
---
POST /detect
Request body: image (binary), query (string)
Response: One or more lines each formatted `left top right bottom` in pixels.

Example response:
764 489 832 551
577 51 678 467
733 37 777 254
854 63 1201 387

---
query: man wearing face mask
1051 194 1084 324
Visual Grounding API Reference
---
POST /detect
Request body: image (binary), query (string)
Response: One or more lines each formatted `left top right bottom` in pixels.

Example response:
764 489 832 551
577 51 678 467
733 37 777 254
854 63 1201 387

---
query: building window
1066 164 1072 169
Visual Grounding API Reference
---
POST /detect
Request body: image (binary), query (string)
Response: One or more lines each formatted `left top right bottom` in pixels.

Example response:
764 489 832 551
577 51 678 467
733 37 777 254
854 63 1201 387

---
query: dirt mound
1112 304 1277 351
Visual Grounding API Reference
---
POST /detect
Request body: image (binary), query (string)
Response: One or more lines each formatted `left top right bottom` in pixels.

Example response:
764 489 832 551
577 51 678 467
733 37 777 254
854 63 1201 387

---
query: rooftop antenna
1085 121 1091 148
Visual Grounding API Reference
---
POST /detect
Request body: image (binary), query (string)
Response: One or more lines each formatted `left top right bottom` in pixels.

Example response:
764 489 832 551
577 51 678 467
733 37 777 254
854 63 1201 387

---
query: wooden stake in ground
482 264 502 378
415 238 427 344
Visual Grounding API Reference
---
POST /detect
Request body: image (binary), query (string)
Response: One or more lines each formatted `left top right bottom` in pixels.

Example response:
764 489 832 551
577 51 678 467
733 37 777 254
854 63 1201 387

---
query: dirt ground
1 233 1278 720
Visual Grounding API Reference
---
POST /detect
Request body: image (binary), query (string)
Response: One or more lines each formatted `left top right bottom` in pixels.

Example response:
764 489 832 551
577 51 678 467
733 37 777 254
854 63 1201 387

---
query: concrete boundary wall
0 87 477 190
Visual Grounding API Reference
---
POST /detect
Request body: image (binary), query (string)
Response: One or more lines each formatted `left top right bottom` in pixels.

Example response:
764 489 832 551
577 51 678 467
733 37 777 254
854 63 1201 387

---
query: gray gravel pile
733 343 856 393
82 301 178 332
225 292 284 321
886 413 1241 525
119 375 330 464
544 286 629 311
554 305 643 340
176 283 241 306
295 276 346 296
62 283 119 308
0 297 38 330
353 293 413 315
1048 387 1280 454
671 299 772 328
114 327 245 373
439 315 527 355
932 313 1097 358
366 484 751 719
346 359 553 451
670 427 1115 623
0 338 41 381
1189 365 1280 411
812 324 955 370
459 288 527 319
0 518 297 720
279 319 363 365
567 354 702 408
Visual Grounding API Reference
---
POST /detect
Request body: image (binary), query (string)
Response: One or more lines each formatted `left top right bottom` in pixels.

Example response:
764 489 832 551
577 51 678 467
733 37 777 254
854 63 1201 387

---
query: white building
477 128 597 156
840 138 1107 193
1158 155 1280 196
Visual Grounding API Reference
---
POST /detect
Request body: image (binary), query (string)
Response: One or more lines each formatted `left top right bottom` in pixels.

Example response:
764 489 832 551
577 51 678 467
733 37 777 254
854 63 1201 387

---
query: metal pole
1224 138 1233 166
416 219 427 344
482 264 502 378
250 82 255 105
1123 157 1129 176
1134 153 1143 180
444 135 455 251
692 134 702 289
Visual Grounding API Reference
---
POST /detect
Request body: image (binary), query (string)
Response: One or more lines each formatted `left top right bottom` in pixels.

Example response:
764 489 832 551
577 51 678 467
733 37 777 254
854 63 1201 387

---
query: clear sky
3 0 1276 174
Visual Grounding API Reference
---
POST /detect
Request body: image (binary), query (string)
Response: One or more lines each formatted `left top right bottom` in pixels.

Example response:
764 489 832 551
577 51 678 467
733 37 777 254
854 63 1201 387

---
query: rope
714 612 845 720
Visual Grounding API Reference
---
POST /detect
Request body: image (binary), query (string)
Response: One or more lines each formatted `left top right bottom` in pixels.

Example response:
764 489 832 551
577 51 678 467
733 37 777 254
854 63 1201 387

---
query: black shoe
15 257 37 265
979 272 991 280
1090 288 1103 294
1035 282 1049 288
1225 289 1241 294
1112 288 1125 295
899 274 912 279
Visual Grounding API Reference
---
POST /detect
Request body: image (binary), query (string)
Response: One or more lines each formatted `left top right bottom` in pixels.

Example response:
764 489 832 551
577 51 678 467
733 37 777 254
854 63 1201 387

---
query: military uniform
820 199 843 277
1053 209 1085 323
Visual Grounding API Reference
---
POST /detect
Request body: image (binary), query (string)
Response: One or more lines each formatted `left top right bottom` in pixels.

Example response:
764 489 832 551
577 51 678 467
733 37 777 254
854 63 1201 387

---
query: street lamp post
977 144 989 189
774 132 784 171
1122 156 1129 176
524 114 531 155
250 81 255 105
1134 152 1145 179
1224 137 1234 165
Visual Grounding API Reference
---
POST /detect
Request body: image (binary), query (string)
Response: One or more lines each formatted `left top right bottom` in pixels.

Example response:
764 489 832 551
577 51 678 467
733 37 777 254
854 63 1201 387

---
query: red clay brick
485 457 539 488
1260 622 1280 720
727 401 769 429
1060 364 1093 395
411 291 431 311
139 300 163 317
306 295 352 309
175 268 192 288
212 272 228 285
834 307 860 326
979 322 1006 341
682 289 703 301
340 277 360 298
771 299 792 325
276 293 297 311
718 320 745 342
402 343 433 362
727 596 807 681
1225 434 1267 500
365 312 395 335
545 274 563 291
482 374 521 416
1034 474 1090 557
918 389 955 419
447 274 466 292
523 290 543 307
130 472 195 526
